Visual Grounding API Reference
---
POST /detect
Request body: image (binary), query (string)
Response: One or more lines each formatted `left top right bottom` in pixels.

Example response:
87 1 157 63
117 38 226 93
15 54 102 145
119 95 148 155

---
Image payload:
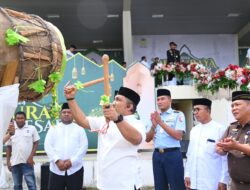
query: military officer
166 42 180 82
146 88 186 190
167 42 180 63
217 91 250 190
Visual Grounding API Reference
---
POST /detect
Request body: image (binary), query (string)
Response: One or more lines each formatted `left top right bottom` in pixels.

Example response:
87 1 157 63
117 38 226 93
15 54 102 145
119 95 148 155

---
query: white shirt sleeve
87 116 105 131
218 125 230 184
175 112 186 132
219 155 229 184
184 129 193 178
44 127 60 163
135 121 146 142
246 48 250 58
145 120 153 133
70 127 88 167
124 116 146 142
31 125 40 142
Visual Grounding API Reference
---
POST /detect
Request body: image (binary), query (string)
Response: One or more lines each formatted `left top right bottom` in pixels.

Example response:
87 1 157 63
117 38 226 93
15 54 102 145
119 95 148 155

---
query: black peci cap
61 102 70 110
193 98 212 107
157 89 171 97
232 91 250 102
117 87 140 106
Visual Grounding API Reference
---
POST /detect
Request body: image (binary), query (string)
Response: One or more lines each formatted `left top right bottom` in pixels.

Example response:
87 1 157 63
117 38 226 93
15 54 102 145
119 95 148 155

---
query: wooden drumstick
102 54 110 96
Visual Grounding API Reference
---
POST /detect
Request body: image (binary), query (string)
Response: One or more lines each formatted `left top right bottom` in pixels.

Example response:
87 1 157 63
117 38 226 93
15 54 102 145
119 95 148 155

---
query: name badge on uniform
229 128 238 137
166 116 175 122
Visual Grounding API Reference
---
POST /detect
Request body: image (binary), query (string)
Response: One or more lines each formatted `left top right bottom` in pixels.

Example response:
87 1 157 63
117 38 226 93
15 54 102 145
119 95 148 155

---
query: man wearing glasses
185 98 229 190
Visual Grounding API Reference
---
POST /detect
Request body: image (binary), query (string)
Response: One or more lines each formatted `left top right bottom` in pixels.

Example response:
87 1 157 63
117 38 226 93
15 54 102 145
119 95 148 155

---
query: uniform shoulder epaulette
173 110 180 113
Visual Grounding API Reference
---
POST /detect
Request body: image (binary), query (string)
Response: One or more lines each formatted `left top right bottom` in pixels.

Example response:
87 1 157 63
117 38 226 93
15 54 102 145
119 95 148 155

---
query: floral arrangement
152 62 193 86
151 62 168 86
188 62 212 92
175 62 190 79
209 65 250 92
152 61 250 93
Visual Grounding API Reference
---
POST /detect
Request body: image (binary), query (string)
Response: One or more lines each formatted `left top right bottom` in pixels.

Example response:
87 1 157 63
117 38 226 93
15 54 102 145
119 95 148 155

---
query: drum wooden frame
0 7 65 101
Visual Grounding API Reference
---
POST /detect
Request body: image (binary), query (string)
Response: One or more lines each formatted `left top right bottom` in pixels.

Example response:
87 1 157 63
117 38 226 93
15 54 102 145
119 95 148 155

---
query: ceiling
1 0 250 49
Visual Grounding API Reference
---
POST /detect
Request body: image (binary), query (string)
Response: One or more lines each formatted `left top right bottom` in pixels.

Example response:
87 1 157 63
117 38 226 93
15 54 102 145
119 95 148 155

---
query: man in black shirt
167 42 180 63
167 42 181 82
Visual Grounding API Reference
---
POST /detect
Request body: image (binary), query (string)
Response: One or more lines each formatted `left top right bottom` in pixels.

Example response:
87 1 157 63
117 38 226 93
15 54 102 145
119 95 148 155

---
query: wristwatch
114 114 123 123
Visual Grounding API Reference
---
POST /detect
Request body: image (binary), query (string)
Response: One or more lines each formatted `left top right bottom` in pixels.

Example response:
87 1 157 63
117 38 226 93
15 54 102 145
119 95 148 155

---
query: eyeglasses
193 107 206 113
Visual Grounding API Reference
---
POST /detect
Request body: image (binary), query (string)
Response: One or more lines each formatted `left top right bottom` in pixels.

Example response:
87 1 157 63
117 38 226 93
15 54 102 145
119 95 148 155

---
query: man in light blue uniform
146 88 186 190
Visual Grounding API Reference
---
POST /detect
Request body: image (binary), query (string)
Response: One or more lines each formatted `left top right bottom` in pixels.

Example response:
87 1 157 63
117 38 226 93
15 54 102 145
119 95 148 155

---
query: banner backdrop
133 34 238 68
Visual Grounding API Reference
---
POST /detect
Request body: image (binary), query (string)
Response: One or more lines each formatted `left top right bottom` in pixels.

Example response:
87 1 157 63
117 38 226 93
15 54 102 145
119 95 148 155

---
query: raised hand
7 120 15 136
64 81 77 99
103 104 119 121
154 111 163 125
150 112 157 127
217 137 237 151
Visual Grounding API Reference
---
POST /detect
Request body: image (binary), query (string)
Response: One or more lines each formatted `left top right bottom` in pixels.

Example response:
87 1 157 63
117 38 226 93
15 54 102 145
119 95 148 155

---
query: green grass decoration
5 28 29 46
99 95 110 106
74 81 84 90
48 72 62 83
28 79 46 93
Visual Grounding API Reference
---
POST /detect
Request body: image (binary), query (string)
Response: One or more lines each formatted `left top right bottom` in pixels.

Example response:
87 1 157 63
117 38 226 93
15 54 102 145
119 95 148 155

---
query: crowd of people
3 84 250 190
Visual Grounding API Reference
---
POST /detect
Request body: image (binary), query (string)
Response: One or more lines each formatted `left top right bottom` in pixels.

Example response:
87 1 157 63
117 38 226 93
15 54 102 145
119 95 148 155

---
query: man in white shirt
64 86 145 190
44 103 88 190
246 48 250 65
66 45 76 59
185 98 229 190
140 56 150 69
6 111 40 190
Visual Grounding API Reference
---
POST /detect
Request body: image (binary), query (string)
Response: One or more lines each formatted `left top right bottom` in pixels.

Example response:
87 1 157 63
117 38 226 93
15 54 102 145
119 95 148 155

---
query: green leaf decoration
28 79 46 93
49 72 62 83
5 28 29 46
49 102 61 126
99 95 110 106
74 81 84 90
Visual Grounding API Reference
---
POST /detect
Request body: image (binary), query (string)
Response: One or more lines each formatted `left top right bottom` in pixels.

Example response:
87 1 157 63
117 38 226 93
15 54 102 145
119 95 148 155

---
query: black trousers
48 167 84 190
